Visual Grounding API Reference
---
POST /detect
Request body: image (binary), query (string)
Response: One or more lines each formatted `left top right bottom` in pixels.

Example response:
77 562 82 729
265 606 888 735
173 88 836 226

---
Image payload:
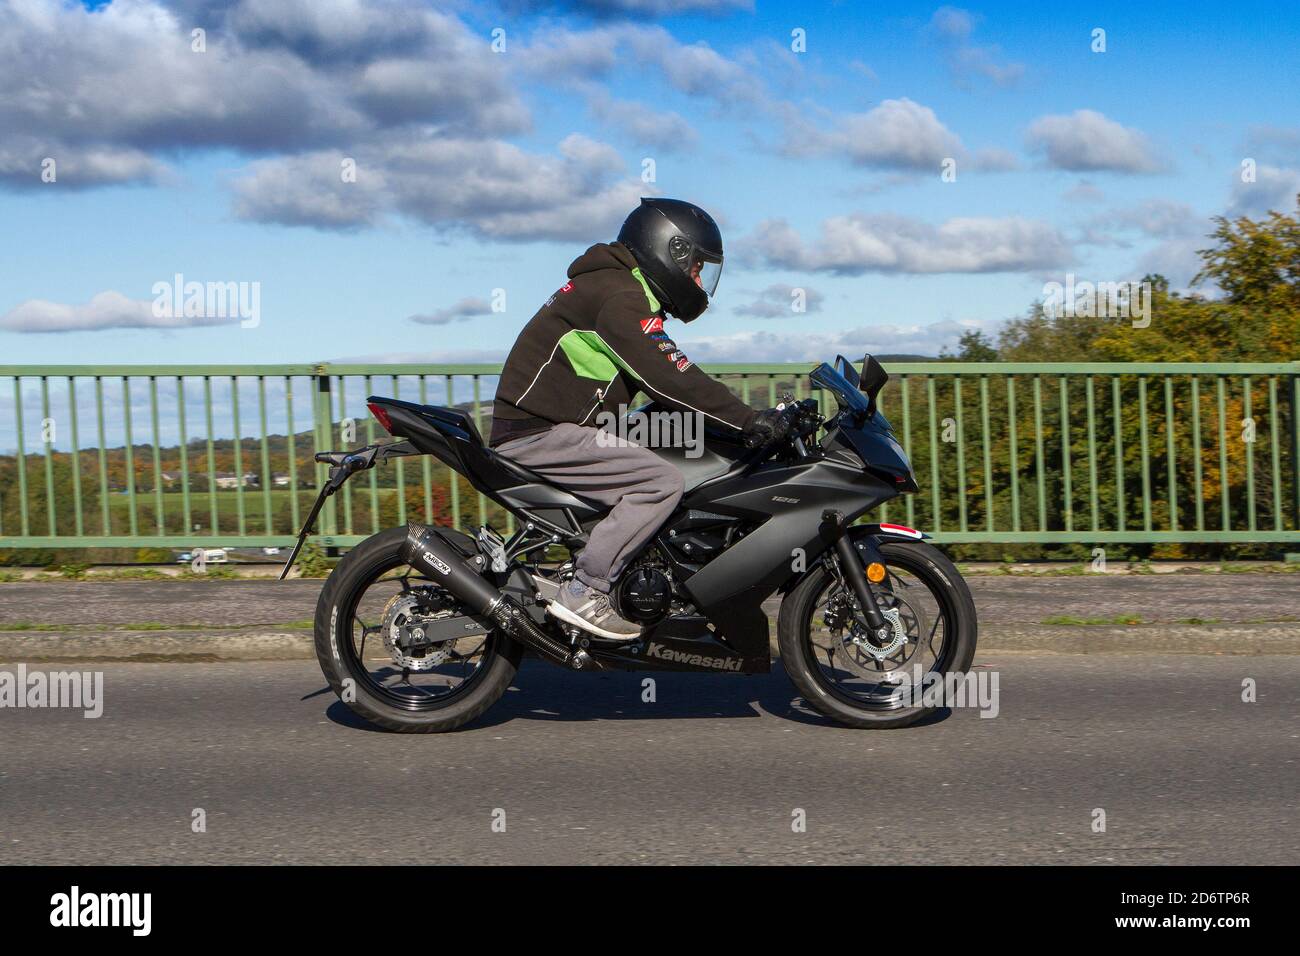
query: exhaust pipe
401 523 597 670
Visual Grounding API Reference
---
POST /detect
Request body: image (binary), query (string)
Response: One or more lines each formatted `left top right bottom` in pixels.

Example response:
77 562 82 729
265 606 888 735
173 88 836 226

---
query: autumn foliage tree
920 195 1300 560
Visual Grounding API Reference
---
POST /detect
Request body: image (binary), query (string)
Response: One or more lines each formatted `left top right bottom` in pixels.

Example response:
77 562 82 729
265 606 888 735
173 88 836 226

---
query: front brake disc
828 588 928 680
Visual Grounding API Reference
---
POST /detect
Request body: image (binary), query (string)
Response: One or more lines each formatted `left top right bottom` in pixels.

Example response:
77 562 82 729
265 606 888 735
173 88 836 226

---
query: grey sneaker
546 580 641 641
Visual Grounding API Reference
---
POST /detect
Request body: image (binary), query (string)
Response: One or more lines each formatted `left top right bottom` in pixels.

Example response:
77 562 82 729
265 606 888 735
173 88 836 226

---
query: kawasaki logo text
646 642 742 671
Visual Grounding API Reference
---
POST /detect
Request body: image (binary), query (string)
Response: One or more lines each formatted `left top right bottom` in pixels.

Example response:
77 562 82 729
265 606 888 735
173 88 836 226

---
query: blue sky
2 0 1298 378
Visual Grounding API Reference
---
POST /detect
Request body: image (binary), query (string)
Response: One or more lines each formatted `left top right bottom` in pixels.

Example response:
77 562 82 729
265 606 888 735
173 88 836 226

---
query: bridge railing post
1290 365 1300 560
312 363 338 544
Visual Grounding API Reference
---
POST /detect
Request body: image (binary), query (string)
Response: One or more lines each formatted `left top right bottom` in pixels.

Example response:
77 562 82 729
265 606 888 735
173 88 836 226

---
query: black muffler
401 523 597 670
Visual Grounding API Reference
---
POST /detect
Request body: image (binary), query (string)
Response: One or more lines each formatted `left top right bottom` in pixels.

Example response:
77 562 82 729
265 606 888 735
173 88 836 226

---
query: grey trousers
495 422 685 592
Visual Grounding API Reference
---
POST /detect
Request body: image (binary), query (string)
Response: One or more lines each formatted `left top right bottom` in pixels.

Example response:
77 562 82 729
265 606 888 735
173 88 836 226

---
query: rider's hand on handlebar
742 406 794 448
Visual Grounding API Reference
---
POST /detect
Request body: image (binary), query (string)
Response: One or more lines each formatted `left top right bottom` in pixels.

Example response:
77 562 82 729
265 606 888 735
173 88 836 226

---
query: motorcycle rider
490 198 788 640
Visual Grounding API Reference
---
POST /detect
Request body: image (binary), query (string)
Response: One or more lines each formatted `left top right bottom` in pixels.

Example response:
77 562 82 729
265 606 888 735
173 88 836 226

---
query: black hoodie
489 242 757 446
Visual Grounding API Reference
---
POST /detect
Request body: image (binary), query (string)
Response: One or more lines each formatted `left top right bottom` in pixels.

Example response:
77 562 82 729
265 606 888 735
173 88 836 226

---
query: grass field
96 485 511 537
104 489 318 534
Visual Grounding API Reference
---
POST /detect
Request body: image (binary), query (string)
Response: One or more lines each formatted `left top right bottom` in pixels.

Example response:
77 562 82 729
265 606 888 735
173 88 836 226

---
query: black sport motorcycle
283 355 977 731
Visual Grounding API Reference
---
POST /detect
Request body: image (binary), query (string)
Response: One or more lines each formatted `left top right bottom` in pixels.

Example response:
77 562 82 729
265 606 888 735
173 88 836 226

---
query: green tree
940 329 999 362
909 196 1300 561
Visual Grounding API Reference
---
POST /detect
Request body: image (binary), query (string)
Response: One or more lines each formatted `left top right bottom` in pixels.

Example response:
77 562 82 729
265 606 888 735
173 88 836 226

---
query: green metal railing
1 362 1298 550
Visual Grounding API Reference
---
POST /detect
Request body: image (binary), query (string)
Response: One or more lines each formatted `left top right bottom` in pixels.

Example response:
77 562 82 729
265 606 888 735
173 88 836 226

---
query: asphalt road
2 655 1296 864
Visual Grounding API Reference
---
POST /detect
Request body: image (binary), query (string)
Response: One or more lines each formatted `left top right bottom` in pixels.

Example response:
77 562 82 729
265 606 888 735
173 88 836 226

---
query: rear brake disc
380 592 459 671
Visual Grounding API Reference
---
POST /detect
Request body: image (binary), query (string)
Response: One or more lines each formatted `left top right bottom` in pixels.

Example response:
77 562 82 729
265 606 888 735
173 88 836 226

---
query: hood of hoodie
567 241 638 279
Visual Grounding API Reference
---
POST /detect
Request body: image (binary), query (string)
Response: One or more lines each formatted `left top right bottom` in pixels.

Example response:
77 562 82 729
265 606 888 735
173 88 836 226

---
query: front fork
821 509 888 632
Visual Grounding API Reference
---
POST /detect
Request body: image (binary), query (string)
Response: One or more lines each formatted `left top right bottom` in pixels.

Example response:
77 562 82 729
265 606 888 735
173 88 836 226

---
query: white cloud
1092 199 1201 239
232 134 645 239
950 44 1025 87
930 6 976 39
1242 125 1300 166
1229 164 1300 215
330 347 512 363
517 23 764 108
0 0 528 189
744 214 1072 275
1074 200 1211 289
679 322 968 363
734 284 825 318
0 137 167 189
928 6 1025 89
586 91 698 151
515 25 624 81
409 297 494 325
521 0 753 16
231 151 388 229
782 98 966 171
0 291 238 333
0 0 917 241
1063 180 1106 203
1026 110 1161 173
230 0 437 61
622 26 765 105
1135 238 1207 291
839 99 964 169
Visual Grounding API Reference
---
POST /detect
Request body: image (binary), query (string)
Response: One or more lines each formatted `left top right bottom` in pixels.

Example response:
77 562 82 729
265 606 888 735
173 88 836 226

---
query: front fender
860 522 930 541
775 522 929 595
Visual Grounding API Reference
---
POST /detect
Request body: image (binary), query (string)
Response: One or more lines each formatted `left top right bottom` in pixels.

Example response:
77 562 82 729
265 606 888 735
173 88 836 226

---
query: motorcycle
282 354 977 731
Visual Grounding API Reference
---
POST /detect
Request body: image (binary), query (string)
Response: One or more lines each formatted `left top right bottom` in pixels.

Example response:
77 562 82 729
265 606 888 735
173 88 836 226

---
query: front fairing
825 410 919 493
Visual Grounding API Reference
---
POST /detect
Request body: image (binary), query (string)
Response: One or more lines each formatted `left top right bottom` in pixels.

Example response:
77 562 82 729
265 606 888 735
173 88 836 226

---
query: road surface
2 655 1296 864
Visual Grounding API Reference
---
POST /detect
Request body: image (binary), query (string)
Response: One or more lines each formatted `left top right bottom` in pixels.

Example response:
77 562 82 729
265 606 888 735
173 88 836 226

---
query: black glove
742 407 791 448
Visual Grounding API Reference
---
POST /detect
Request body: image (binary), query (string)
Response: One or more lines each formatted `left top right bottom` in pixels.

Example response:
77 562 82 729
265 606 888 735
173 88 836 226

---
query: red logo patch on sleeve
676 357 693 372
560 282 573 293
640 316 664 334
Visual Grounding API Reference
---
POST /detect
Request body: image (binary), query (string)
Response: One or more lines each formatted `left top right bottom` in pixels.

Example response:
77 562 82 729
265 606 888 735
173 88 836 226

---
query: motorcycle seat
410 403 556 482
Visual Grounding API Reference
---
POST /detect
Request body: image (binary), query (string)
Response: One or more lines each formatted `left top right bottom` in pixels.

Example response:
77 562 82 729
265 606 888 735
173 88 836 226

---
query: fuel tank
629 401 750 492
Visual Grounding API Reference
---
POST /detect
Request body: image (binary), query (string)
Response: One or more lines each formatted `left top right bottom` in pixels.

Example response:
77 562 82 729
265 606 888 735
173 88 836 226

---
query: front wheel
778 538 977 729
314 526 523 733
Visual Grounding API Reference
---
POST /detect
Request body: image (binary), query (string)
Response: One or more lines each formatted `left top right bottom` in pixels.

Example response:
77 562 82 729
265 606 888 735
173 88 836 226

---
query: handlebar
745 398 822 452
781 398 821 436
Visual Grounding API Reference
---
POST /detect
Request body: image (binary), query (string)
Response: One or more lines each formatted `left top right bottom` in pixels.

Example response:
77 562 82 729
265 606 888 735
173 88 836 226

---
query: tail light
367 402 394 434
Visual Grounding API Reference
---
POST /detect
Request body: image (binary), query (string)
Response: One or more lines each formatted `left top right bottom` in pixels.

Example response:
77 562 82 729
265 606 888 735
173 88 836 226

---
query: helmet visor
692 257 723 297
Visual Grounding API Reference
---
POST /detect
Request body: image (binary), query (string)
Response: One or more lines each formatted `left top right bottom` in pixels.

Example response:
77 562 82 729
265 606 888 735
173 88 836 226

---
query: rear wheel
314 526 522 733
778 538 977 729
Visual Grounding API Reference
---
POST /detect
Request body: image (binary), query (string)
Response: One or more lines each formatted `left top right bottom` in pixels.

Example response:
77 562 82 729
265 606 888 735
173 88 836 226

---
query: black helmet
617 198 723 322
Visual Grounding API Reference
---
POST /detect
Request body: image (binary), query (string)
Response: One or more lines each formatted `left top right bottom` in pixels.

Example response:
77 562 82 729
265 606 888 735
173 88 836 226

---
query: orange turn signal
866 562 887 583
